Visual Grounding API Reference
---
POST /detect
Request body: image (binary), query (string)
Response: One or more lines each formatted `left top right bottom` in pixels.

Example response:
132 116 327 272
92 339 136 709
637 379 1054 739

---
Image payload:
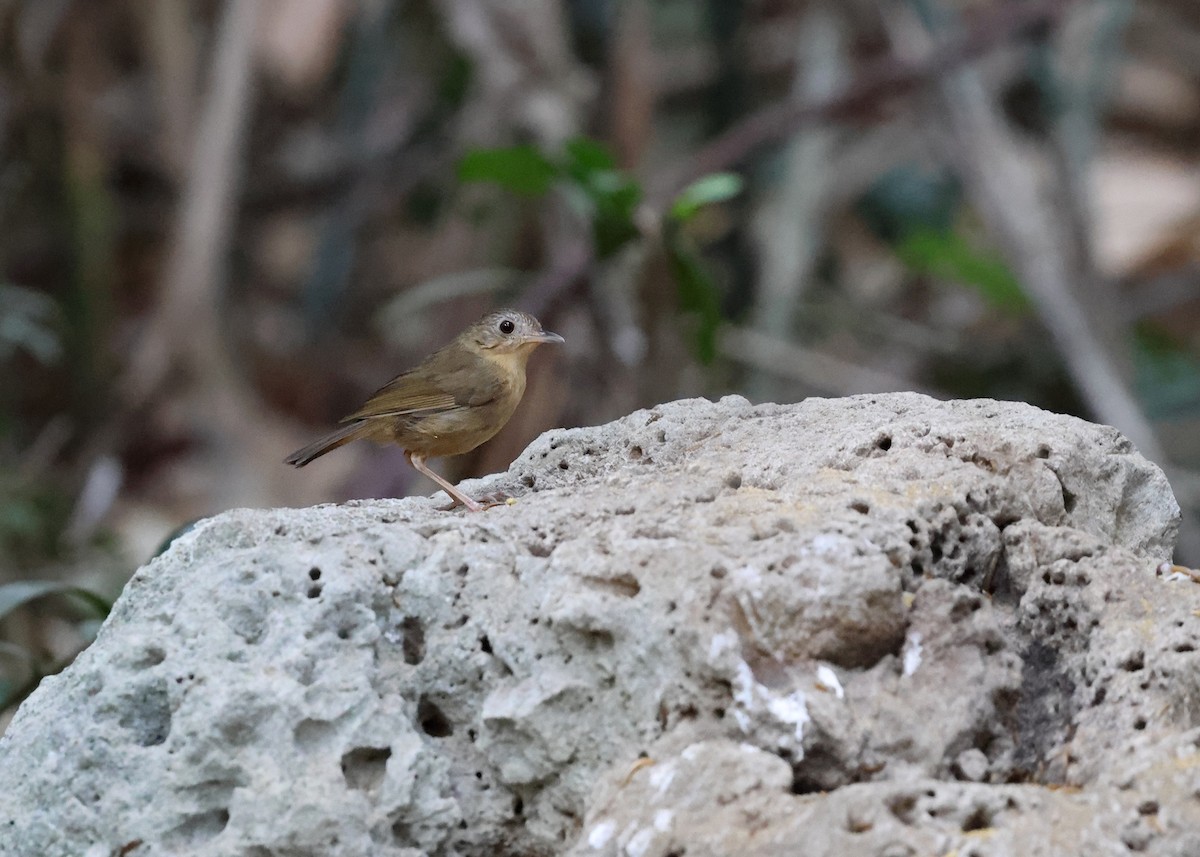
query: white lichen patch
731 659 810 742
815 664 844 699
708 629 739 662
902 630 923 677
624 827 656 857
647 762 675 797
588 819 616 849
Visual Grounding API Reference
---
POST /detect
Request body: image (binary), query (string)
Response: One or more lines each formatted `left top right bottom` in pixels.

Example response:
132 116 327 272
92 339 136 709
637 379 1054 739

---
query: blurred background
3 0 1200 723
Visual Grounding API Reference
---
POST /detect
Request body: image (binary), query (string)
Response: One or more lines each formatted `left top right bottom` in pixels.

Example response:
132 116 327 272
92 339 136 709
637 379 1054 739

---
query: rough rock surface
1 393 1196 857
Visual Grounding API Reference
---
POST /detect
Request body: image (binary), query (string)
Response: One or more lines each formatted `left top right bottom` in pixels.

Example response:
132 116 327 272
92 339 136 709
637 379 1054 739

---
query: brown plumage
286 309 563 511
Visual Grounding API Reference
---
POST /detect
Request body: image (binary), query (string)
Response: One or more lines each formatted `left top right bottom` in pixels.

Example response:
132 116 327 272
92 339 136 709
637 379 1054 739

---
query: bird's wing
341 349 505 421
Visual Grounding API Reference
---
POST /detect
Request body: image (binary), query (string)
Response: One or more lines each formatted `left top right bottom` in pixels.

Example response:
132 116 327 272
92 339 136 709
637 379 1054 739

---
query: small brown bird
286 309 563 511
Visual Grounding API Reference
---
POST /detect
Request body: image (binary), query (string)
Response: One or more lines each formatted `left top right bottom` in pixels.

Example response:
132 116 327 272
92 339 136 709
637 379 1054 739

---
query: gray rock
0 393 1194 857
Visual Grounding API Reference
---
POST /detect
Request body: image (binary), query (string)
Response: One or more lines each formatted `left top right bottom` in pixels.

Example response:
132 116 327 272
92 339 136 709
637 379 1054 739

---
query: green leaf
670 173 744 223
666 234 723 363
589 178 642 258
457 145 558 196
0 580 112 623
563 137 616 174
897 228 1029 314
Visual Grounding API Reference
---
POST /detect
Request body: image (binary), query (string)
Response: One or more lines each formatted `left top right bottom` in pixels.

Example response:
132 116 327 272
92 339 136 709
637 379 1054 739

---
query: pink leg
406 452 484 512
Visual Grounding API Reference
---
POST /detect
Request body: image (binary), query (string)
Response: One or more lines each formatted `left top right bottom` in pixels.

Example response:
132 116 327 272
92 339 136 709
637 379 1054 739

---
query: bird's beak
530 330 565 344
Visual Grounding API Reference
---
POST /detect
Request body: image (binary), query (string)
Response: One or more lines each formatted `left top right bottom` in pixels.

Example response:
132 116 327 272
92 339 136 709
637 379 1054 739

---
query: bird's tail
285 421 368 467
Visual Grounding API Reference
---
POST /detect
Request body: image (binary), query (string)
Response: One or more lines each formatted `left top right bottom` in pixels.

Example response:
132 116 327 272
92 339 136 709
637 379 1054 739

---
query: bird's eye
499 318 515 335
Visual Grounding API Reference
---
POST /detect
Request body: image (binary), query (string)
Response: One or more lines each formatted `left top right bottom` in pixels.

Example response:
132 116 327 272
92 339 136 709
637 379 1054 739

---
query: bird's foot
437 489 513 512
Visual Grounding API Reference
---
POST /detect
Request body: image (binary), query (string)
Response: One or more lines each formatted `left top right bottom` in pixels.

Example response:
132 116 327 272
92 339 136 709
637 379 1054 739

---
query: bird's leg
406 451 485 512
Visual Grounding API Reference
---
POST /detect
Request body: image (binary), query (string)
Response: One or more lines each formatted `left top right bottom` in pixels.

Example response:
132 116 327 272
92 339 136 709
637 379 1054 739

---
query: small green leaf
457 145 558 196
670 173 744 223
564 137 616 174
897 228 1029 314
666 233 723 363
589 178 642 258
0 580 112 623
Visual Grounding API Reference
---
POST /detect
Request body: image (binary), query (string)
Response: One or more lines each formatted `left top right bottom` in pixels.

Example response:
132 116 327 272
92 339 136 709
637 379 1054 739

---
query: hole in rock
479 635 492 654
307 584 323 599
583 630 615 649
558 460 569 470
308 567 321 580
132 646 166 668
1119 651 1145 672
1036 444 1050 459
167 808 229 845
401 617 425 665
513 796 525 817
418 697 453 737
1061 486 1077 513
961 806 991 832
391 821 409 844
850 501 870 515
1134 716 1147 731
629 445 643 459
341 746 392 791
876 435 893 452
886 793 918 825
119 681 172 747
521 474 535 488
293 718 336 751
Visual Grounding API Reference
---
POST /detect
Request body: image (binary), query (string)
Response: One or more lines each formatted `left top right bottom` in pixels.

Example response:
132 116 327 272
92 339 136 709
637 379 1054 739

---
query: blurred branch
747 3 847 400
720 325 937 397
124 0 261 406
136 0 200 175
646 0 1075 215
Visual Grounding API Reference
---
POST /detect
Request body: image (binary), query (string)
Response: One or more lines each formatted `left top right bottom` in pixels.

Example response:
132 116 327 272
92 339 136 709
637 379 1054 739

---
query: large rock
0 393 1194 857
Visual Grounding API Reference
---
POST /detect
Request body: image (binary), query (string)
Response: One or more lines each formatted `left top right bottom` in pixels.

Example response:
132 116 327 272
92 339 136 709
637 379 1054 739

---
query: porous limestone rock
0 393 1196 857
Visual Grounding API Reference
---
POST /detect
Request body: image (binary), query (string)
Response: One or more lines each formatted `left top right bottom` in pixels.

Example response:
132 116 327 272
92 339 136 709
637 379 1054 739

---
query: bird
285 309 564 511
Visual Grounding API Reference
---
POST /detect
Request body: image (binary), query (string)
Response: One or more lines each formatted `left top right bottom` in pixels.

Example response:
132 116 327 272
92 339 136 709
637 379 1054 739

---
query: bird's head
466 310 564 356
